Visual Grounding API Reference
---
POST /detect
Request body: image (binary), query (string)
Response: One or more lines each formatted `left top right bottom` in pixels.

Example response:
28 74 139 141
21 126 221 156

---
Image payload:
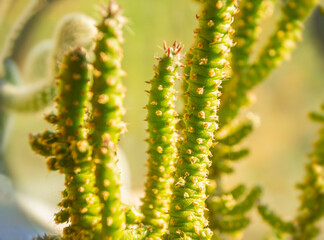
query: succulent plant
1 0 323 240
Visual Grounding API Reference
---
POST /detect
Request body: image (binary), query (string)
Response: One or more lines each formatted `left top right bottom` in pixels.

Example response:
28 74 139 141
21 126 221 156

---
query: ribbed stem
89 1 126 239
219 0 263 120
56 48 101 240
182 49 193 112
218 0 316 126
141 42 182 239
29 48 102 240
169 1 236 239
231 0 263 73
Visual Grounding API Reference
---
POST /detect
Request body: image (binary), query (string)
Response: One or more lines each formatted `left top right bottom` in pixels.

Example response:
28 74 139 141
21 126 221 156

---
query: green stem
231 0 263 74
169 1 236 239
89 1 126 239
141 41 182 239
293 105 324 240
218 0 317 126
30 48 102 240
258 106 324 240
55 48 101 240
218 0 263 118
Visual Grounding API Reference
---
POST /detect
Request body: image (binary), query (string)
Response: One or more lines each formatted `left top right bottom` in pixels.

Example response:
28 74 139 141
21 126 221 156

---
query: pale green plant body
0 0 53 174
29 3 148 240
29 42 150 240
0 13 97 113
231 0 263 74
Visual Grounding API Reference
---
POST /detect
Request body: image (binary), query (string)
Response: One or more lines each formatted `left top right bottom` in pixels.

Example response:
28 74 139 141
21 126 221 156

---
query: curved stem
0 0 50 75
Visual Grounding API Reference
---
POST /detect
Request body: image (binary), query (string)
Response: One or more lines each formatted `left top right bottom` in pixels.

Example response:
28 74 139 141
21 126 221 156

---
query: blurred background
0 0 323 239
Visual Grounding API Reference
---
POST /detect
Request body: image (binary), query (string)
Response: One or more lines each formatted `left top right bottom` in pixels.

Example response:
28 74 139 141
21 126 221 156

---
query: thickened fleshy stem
89 1 126 239
177 49 193 145
206 0 316 236
219 0 263 111
125 205 144 224
245 0 317 88
57 48 101 240
219 0 316 126
169 1 236 239
258 105 324 240
293 105 324 239
231 0 263 74
122 227 150 240
141 41 182 239
29 48 102 240
206 113 261 235
182 49 193 111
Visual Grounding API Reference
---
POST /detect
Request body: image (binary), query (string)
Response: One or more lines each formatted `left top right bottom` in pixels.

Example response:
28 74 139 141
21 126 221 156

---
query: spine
141 41 182 239
30 48 102 240
169 1 236 239
89 1 126 239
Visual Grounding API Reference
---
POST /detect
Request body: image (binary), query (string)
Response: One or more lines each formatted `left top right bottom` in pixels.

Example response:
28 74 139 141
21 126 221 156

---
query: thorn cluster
89 1 126 239
169 1 237 239
141 41 183 239
30 48 102 240
205 0 317 236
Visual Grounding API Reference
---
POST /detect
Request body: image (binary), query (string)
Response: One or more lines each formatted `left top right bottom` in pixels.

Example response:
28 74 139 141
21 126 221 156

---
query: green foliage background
1 0 323 239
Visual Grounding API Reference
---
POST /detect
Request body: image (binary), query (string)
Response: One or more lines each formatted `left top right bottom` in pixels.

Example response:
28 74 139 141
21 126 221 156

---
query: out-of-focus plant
0 0 323 240
258 105 324 240
0 0 97 174
202 0 317 238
